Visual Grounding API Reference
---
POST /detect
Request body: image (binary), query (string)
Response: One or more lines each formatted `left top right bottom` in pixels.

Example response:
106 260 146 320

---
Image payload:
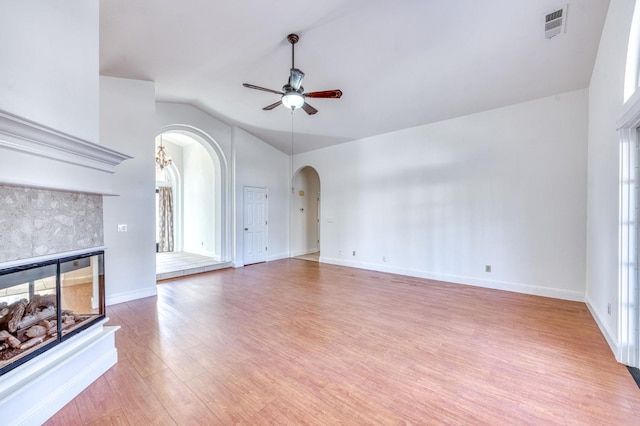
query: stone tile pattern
0 185 103 263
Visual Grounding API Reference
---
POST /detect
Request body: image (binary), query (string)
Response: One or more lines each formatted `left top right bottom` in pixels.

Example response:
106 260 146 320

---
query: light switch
117 224 128 232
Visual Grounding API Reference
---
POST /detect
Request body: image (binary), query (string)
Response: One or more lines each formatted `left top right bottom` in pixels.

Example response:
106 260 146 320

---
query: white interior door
243 186 267 265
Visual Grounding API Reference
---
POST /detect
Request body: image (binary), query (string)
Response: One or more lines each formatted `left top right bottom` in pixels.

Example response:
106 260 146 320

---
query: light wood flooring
46 259 640 425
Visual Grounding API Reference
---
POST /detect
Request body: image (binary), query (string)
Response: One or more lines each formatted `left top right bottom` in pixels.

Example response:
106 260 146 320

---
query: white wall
0 0 108 195
295 89 589 301
183 141 216 256
101 76 157 305
0 1 99 143
234 127 290 265
586 0 637 350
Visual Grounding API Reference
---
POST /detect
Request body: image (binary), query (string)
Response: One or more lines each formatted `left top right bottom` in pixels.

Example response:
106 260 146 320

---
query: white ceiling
100 0 610 154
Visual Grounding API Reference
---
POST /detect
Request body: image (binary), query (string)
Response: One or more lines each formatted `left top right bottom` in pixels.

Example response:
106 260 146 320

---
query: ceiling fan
242 33 342 115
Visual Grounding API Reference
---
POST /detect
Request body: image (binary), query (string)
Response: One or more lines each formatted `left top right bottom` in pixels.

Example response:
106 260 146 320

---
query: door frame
618 97 640 368
242 186 268 266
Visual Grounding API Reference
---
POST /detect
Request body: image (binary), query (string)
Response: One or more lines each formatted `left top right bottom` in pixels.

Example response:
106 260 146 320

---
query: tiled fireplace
0 110 130 425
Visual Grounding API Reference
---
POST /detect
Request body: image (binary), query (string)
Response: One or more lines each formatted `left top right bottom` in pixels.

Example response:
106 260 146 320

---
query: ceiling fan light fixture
282 91 305 110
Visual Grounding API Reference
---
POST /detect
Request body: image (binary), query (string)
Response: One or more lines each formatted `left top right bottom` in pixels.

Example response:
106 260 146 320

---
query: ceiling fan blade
304 89 343 99
302 102 318 115
263 100 282 111
289 68 305 90
243 83 283 95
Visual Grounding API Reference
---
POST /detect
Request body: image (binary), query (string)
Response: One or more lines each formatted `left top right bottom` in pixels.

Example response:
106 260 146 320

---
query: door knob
244 228 248 231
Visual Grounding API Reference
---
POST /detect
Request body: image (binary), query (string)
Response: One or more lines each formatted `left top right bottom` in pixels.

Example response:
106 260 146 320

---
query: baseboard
267 252 289 262
291 248 319 257
106 286 157 306
319 257 584 302
182 248 217 258
585 296 619 359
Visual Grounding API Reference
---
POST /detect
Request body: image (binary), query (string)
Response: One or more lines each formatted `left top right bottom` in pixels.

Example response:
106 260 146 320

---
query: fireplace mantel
0 109 131 195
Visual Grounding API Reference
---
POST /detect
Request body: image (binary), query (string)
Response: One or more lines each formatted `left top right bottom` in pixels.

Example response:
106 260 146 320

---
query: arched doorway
154 127 231 279
291 166 321 262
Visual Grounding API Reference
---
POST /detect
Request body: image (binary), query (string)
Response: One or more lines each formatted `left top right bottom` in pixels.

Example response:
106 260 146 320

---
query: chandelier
155 134 172 170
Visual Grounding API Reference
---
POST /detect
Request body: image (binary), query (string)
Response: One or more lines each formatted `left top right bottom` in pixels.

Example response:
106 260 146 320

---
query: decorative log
0 307 8 319
62 315 76 327
0 342 8 352
38 319 51 329
0 299 28 333
25 325 47 338
62 310 81 322
17 306 56 330
0 330 21 349
26 294 56 315
19 336 44 350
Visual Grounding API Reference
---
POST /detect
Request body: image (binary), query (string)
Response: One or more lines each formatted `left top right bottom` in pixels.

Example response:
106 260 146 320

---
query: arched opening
291 166 321 262
154 127 231 279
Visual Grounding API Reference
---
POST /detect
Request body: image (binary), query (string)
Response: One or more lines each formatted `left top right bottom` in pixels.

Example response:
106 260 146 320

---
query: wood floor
46 259 640 425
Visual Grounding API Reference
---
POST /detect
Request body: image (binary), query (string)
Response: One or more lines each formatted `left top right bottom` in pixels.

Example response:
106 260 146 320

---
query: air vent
544 5 568 39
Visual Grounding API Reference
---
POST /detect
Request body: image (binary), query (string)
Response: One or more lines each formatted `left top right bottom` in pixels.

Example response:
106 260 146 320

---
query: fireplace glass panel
59 253 104 338
0 251 105 376
0 262 58 371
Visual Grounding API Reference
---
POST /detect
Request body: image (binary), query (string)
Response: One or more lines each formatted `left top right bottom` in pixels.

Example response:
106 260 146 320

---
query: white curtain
158 187 174 252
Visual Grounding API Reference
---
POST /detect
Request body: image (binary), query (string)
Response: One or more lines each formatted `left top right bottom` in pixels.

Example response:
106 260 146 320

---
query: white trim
0 178 121 197
106 286 157 306
267 252 290 262
0 246 107 270
620 89 640 129
586 297 619 357
0 109 131 172
0 319 118 426
616 86 640 368
621 89 640 126
624 0 640 102
319 256 585 302
617 125 640 367
292 248 321 257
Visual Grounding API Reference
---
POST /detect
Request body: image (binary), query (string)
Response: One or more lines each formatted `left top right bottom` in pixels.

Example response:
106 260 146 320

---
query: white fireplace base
0 318 119 426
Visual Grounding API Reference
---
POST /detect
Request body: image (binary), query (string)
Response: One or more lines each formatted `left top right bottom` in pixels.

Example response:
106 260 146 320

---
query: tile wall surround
0 185 103 263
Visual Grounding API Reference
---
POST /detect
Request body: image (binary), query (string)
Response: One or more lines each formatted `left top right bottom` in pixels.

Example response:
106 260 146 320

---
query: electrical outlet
382 256 387 262
338 250 342 256
607 303 611 315
485 265 491 273
117 224 127 232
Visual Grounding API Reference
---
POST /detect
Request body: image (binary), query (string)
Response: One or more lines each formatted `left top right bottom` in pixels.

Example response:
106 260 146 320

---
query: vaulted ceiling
100 0 610 154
